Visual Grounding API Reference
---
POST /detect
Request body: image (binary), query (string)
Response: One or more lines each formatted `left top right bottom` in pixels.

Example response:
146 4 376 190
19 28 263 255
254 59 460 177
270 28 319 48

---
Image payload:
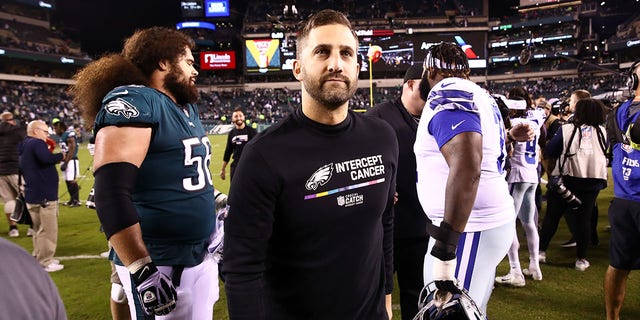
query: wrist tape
127 256 152 274
427 221 462 261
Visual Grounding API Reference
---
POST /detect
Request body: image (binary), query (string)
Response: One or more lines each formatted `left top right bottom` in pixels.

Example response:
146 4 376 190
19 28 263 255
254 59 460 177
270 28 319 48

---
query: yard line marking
56 254 107 260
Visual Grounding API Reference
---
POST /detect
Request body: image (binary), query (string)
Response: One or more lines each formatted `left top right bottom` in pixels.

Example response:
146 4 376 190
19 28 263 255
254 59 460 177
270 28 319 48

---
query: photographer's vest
552 123 607 180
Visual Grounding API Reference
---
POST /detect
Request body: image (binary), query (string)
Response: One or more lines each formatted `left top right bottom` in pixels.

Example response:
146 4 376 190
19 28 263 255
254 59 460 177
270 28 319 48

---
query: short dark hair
573 98 605 126
571 89 591 101
296 9 358 58
53 119 67 130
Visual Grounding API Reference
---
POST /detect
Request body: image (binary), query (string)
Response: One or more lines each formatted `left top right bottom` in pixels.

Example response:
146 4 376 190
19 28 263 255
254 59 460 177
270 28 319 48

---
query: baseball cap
403 64 424 84
52 118 61 125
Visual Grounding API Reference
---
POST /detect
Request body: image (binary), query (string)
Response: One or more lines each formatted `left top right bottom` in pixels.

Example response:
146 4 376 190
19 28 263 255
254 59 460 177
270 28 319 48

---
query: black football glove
131 262 178 316
60 162 67 171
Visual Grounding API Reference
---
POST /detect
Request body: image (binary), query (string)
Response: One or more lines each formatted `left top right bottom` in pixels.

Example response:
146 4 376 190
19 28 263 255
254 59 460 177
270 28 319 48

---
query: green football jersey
95 85 216 266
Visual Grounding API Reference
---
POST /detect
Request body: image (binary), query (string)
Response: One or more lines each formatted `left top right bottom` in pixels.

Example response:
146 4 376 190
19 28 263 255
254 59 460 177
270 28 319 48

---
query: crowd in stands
0 80 81 127
0 2 49 21
0 72 629 137
0 2 89 80
243 0 482 32
611 15 640 42
495 4 579 25
486 73 628 101
0 19 86 59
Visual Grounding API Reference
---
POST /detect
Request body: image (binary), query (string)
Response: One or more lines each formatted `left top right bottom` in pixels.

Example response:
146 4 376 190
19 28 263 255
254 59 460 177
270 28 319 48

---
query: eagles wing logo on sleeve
105 98 140 119
305 163 334 191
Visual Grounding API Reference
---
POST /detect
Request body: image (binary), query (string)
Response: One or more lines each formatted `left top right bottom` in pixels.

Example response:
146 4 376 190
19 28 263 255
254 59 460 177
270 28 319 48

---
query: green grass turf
1 134 638 319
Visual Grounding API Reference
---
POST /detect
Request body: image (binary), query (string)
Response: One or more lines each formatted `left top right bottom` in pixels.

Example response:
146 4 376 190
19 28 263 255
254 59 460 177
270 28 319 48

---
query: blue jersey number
524 137 538 165
490 99 507 174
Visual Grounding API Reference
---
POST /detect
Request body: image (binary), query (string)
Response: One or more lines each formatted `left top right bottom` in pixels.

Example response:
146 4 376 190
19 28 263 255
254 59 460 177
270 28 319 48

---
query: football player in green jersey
70 27 219 319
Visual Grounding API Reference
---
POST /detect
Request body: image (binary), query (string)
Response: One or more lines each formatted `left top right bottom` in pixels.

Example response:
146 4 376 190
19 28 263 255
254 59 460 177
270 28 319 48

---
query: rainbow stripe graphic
303 178 386 200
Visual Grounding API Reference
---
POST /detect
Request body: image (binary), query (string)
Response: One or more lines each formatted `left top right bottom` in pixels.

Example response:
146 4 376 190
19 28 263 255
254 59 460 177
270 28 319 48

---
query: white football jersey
508 117 541 184
527 108 546 127
414 77 516 232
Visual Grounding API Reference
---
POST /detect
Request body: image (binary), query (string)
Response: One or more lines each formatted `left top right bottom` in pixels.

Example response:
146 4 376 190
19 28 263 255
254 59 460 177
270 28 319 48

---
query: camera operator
538 98 608 272
550 90 598 248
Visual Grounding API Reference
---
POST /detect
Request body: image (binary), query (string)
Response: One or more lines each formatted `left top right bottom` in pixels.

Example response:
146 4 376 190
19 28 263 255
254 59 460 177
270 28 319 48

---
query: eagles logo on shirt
105 98 140 119
305 163 333 191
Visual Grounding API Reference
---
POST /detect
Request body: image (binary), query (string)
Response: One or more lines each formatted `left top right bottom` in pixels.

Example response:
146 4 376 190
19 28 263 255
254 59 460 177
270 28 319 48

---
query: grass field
1 134 639 319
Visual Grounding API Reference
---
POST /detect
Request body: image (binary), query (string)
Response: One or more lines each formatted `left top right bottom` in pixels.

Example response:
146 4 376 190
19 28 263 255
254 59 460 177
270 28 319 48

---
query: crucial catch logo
337 193 364 207
105 98 140 119
305 163 333 191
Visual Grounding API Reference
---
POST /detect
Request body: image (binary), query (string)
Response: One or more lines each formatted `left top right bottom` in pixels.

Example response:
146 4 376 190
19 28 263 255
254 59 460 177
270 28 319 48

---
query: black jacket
368 98 430 239
0 122 26 175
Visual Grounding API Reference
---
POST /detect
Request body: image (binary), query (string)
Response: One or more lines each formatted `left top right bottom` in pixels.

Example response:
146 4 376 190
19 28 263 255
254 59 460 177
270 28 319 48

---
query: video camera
550 99 568 117
547 176 582 210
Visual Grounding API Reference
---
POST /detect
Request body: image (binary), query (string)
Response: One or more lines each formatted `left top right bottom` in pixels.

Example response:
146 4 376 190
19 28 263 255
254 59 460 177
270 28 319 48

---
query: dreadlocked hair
424 42 470 80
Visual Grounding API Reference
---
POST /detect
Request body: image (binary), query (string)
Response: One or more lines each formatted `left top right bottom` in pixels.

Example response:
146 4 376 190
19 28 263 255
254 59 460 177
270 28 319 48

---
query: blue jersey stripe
463 232 481 290
454 231 481 291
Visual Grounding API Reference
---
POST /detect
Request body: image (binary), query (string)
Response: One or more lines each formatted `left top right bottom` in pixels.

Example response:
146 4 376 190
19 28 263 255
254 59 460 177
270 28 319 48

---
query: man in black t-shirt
223 9 398 320
220 107 257 182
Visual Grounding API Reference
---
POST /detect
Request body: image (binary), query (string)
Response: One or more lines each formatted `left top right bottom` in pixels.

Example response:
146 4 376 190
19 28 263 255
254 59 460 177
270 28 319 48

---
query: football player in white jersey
495 97 543 287
414 42 533 314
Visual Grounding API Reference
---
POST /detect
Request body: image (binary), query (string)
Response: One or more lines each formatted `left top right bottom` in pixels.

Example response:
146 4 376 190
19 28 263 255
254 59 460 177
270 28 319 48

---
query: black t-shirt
224 108 398 319
223 125 258 164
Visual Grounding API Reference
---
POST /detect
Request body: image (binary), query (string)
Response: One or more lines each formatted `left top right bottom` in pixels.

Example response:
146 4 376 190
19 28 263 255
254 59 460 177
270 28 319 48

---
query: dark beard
303 73 357 110
164 67 198 105
418 71 432 102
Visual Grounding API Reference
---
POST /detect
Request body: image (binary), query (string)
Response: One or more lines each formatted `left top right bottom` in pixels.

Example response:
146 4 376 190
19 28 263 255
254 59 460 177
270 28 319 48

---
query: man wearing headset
604 60 640 320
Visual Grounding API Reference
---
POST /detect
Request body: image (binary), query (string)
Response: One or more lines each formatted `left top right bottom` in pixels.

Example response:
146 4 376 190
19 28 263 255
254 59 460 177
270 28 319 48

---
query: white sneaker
575 259 590 271
8 229 19 237
523 267 543 280
44 262 64 272
539 251 546 264
100 251 110 258
495 272 526 287
26 228 35 237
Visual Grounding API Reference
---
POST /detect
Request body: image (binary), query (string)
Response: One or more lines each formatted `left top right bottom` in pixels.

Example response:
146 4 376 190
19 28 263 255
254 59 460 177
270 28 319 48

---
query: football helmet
412 281 485 320
207 205 228 263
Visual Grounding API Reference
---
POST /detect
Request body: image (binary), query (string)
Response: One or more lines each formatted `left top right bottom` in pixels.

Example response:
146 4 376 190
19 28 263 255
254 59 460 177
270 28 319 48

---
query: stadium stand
0 0 638 124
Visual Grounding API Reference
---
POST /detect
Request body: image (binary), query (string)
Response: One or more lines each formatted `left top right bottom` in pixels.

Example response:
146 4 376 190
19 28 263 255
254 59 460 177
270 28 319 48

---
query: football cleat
413 280 485 320
86 188 96 209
